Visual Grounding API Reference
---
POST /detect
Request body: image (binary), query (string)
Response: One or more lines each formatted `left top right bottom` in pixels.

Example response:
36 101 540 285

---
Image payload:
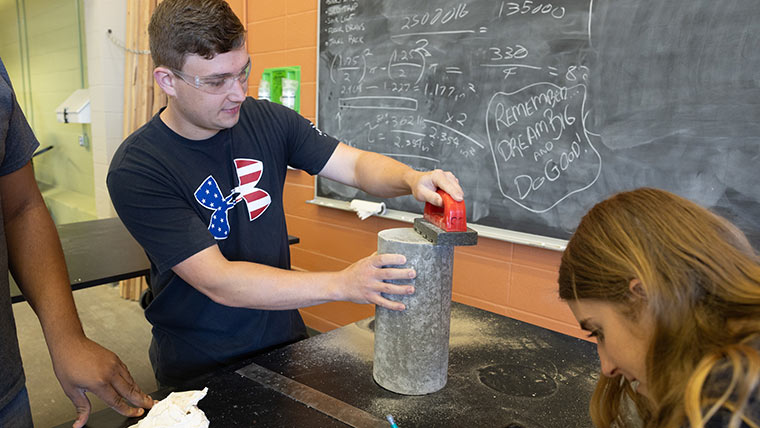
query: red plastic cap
423 189 467 232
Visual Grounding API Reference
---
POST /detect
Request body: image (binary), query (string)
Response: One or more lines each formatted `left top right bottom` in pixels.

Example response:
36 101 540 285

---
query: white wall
83 0 126 218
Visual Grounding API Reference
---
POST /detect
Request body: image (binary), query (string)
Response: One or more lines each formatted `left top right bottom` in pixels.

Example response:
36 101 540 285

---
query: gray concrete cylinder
373 227 454 395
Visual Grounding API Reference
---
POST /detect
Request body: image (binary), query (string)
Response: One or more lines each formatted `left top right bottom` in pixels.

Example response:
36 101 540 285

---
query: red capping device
414 189 478 246
424 189 467 232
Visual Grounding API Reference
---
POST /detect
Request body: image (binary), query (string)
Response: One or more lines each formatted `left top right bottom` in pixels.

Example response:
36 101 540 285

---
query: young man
0 58 153 428
107 0 465 387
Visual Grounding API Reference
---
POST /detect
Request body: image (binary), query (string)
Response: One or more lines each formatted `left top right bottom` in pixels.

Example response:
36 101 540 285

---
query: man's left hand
408 169 464 206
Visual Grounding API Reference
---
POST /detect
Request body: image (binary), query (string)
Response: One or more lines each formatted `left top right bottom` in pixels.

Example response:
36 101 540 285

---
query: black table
11 218 300 303
58 303 599 428
10 218 149 303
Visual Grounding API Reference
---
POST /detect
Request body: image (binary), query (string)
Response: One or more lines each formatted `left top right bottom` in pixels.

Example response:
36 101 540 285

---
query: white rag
350 199 386 220
129 387 209 428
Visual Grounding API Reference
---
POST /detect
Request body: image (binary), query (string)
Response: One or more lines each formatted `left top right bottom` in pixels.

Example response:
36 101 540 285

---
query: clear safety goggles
170 58 251 94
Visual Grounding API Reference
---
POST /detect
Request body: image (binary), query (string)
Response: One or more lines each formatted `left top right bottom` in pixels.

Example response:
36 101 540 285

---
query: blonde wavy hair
558 188 760 428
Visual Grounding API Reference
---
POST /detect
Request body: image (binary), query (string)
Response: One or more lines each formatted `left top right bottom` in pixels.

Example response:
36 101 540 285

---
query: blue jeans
0 386 33 428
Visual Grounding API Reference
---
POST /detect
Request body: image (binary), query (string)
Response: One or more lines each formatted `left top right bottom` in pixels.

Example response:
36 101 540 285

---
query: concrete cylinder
373 227 454 395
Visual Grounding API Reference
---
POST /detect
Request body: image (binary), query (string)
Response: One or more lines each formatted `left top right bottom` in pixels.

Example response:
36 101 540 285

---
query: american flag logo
193 158 271 240
231 159 271 221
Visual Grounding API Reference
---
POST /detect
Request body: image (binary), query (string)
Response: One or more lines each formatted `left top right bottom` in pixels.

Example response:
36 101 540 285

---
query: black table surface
11 218 299 303
10 218 149 303
57 303 599 428
59 218 150 292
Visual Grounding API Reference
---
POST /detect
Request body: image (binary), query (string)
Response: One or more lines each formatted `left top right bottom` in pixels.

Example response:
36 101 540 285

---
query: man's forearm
208 262 341 309
318 143 462 206
6 200 85 346
173 245 343 310
173 245 415 311
319 143 419 198
352 150 417 198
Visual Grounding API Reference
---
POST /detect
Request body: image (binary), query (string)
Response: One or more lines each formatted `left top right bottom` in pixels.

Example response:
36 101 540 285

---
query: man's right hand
337 253 416 310
49 335 154 428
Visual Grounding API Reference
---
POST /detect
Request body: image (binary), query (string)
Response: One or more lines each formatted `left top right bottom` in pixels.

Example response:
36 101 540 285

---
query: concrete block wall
241 0 585 339
84 0 126 219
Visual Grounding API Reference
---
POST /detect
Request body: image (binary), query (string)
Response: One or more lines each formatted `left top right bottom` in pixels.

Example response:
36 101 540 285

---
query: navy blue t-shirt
108 98 339 385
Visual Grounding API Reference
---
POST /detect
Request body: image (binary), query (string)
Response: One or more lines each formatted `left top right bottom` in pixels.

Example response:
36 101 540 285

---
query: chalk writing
498 1 566 19
486 82 601 213
399 4 470 30
319 0 601 218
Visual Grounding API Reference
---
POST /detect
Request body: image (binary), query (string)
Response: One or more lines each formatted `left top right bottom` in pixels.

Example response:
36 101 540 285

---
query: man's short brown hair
148 0 246 70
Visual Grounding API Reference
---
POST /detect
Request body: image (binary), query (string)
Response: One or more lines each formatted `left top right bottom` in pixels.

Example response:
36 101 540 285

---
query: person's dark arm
2 162 153 428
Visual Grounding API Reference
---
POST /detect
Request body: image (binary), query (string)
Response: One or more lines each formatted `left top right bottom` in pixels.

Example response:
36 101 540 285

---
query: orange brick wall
238 1 585 339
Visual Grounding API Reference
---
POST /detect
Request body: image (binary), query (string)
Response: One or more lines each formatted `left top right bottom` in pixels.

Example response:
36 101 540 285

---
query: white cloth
350 199 386 220
129 388 209 428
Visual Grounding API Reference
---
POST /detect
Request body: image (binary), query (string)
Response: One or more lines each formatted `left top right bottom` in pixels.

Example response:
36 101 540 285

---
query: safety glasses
170 58 251 94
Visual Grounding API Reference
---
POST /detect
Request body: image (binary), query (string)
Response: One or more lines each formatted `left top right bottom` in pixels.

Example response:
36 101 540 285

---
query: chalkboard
315 0 760 248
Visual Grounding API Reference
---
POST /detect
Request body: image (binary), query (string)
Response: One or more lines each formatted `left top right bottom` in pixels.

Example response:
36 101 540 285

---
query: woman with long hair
558 188 760 428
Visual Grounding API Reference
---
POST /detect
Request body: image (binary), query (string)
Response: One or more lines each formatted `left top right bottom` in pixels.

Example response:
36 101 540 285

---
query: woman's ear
154 67 177 97
629 278 647 301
